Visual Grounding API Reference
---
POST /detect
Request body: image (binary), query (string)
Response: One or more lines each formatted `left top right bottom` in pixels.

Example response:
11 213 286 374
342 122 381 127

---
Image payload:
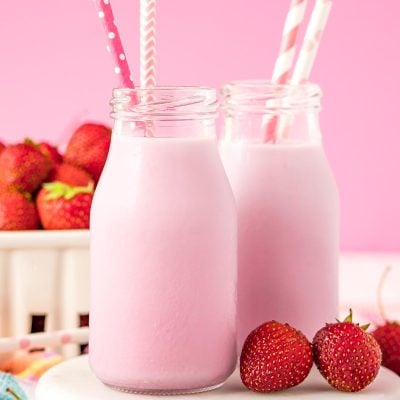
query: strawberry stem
360 323 370 331
339 309 370 331
377 265 392 322
23 138 39 150
343 309 353 323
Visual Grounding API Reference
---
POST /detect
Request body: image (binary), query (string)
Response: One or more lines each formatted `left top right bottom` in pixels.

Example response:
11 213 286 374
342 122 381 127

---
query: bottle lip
111 86 219 122
112 85 217 96
222 80 322 114
223 79 321 92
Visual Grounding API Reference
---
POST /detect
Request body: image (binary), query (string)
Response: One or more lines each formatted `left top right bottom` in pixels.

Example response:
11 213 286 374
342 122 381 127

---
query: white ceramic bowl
0 230 89 356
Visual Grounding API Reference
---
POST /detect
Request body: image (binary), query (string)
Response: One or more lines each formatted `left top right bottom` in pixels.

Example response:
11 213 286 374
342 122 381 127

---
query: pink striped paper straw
0 328 89 353
291 0 333 84
140 0 157 136
93 0 134 88
140 0 157 89
268 0 332 142
265 0 308 142
272 0 308 85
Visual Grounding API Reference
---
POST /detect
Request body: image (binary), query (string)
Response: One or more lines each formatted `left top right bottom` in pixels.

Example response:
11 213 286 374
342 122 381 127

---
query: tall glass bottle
90 87 237 394
220 81 339 348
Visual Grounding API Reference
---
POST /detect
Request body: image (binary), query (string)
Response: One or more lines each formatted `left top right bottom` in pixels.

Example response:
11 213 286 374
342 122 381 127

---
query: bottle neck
111 87 218 139
113 119 216 139
223 110 321 144
222 80 322 144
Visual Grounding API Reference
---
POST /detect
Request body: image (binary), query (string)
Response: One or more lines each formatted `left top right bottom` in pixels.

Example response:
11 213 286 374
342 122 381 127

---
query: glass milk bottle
219 81 339 348
90 87 237 394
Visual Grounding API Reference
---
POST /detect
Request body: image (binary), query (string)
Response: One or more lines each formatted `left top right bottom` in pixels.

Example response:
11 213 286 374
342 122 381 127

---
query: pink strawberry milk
90 87 237 394
220 81 339 348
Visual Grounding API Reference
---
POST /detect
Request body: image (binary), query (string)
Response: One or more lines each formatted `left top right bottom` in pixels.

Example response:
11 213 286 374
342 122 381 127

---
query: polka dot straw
93 0 134 88
0 328 89 353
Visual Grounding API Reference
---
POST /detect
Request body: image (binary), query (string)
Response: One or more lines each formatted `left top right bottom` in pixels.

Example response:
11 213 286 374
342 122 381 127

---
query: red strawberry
0 143 5 187
372 266 400 376
64 123 111 183
38 142 63 165
24 139 62 167
0 144 52 193
0 191 39 230
48 163 93 187
373 322 400 375
240 321 313 392
36 182 93 230
313 310 382 392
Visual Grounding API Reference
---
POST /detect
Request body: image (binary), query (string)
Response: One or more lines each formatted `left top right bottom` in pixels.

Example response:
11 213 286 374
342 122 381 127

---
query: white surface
36 356 400 400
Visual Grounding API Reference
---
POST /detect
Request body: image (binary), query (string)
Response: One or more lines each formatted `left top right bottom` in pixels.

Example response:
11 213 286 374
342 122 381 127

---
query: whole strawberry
0 144 52 193
64 123 111 183
37 182 93 230
313 310 382 392
48 163 93 187
38 142 63 165
24 139 62 167
373 322 400 375
240 321 313 392
0 191 39 230
0 142 5 191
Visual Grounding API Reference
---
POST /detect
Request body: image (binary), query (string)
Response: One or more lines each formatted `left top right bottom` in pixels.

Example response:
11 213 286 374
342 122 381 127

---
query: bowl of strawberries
0 123 110 231
0 123 111 339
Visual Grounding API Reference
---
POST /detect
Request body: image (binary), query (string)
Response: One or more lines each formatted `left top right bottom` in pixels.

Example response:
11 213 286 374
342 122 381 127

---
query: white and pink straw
93 0 158 90
271 0 308 85
265 0 308 142
139 0 157 136
0 328 89 354
292 0 333 84
93 0 158 136
140 0 157 89
265 0 332 142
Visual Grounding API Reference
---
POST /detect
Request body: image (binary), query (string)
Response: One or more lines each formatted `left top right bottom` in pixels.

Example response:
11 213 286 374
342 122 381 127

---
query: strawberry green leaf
339 309 371 330
23 138 39 149
22 192 32 201
43 181 94 200
343 309 353 323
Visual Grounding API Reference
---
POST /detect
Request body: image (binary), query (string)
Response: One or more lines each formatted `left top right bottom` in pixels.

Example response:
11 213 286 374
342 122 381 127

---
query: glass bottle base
105 380 226 396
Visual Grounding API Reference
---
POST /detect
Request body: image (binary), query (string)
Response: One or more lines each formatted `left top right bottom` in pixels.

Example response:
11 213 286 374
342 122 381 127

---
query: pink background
0 1 398 251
